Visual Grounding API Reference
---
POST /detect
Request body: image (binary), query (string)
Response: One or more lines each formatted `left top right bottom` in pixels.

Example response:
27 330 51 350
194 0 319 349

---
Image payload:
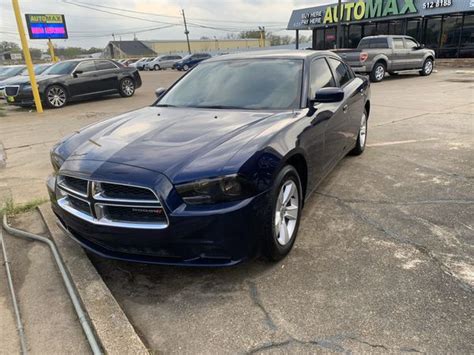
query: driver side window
405 38 419 49
309 58 335 99
76 61 96 73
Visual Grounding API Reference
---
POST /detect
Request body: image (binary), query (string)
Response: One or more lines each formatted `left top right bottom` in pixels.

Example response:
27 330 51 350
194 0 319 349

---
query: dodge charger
47 50 371 266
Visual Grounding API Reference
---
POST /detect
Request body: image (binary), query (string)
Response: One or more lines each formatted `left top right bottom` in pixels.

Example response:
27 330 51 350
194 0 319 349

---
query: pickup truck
334 35 435 82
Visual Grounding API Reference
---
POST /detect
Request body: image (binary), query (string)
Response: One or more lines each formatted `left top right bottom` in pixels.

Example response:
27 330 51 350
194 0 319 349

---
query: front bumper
6 89 35 107
47 174 269 266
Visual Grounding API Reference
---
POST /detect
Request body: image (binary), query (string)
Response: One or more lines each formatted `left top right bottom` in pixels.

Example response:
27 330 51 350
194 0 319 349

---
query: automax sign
288 0 472 29
25 14 68 40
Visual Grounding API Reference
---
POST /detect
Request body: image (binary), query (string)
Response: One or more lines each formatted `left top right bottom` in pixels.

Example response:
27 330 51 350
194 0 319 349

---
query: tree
29 48 42 60
0 41 21 53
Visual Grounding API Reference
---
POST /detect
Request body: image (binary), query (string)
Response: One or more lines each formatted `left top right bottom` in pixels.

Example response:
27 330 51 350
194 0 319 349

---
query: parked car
4 59 141 108
334 35 435 82
145 55 183 71
0 63 52 99
173 53 212 71
132 57 154 71
47 50 370 266
0 65 26 81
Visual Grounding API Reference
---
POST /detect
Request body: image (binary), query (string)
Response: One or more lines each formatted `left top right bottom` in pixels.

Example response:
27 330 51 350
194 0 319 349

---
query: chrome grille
5 86 19 97
56 175 168 229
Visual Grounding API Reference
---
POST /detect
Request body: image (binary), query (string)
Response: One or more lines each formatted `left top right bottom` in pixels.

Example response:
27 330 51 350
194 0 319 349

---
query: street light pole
11 0 43 113
181 9 191 54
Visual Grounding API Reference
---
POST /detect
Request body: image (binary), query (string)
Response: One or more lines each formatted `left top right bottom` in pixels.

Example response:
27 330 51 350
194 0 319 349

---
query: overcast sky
0 0 335 50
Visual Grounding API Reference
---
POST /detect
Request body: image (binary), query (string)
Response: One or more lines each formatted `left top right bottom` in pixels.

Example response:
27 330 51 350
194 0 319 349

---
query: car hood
64 106 279 182
0 75 30 86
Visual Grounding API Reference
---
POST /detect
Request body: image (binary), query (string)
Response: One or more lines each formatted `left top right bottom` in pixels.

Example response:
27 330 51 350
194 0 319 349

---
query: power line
64 0 287 26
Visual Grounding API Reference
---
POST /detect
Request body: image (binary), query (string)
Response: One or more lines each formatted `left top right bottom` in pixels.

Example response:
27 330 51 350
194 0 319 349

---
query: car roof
362 35 412 39
206 49 337 63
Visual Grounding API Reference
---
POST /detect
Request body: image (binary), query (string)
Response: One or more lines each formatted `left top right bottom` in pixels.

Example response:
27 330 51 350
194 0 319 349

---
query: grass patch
1 197 48 216
0 103 6 117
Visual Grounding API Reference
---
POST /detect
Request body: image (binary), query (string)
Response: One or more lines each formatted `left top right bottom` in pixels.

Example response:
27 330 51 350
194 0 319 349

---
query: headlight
175 174 254 205
50 152 65 172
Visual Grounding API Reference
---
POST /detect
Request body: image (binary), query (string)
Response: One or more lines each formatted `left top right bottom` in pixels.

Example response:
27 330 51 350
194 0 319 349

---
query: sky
0 0 335 50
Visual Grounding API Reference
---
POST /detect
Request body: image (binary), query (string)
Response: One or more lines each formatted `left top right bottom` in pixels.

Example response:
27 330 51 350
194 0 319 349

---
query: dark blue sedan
47 50 370 266
173 53 212 71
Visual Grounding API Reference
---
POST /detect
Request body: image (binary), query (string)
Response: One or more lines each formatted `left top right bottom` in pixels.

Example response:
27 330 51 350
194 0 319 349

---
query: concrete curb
38 204 148 354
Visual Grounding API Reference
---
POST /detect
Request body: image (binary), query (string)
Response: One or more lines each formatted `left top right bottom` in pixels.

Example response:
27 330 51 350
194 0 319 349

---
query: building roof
109 41 156 56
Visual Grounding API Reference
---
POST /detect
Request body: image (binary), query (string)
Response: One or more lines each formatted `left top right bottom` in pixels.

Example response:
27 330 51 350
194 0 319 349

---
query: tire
154 64 160 71
119 77 135 97
370 62 386 82
350 109 368 156
45 85 68 109
419 58 434 76
183 64 189 71
262 165 303 261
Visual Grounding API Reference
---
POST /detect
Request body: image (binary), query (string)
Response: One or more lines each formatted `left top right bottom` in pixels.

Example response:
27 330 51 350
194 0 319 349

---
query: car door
404 37 424 69
94 60 120 92
303 57 338 184
327 58 363 157
392 37 409 70
160 56 173 69
68 60 100 98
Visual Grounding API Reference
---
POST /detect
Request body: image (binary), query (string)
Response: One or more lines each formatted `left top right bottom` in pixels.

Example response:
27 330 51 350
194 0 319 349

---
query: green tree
0 41 21 53
29 48 42 60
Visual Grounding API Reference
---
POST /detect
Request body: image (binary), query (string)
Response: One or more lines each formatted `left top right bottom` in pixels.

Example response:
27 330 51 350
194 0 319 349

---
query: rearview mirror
313 87 344 103
72 70 83 78
155 87 166 99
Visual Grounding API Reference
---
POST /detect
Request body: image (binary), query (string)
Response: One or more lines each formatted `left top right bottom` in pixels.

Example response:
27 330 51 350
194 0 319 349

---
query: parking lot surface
1 68 473 353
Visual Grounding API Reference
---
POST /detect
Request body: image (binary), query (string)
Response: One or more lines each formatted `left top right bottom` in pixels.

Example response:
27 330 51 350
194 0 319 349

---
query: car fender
371 53 390 70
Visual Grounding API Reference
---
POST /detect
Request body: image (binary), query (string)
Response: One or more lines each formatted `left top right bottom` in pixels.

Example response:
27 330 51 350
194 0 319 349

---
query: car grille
56 175 168 229
5 86 19 97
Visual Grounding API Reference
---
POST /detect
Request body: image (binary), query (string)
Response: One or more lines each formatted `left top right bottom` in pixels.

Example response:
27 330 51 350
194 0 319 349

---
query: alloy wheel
274 180 299 246
375 65 385 81
47 86 66 107
424 60 433 75
121 79 134 96
359 112 367 148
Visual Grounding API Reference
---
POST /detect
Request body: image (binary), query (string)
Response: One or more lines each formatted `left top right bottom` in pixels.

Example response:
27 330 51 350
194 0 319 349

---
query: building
105 41 156 59
288 0 474 58
104 39 270 59
143 39 269 55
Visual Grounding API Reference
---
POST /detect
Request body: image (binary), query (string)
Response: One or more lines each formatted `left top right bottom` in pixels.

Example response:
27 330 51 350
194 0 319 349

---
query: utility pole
181 9 191 54
336 0 342 48
11 0 43 113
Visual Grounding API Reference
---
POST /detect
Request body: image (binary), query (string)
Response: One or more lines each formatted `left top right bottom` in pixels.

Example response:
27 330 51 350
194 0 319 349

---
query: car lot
0 68 473 353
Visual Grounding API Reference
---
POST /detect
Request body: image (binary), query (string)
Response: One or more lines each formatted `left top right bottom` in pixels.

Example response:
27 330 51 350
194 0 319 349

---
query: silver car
146 55 182 71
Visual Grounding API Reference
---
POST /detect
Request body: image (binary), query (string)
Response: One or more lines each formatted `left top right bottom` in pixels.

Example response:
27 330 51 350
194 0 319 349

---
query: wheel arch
365 100 371 119
283 151 308 201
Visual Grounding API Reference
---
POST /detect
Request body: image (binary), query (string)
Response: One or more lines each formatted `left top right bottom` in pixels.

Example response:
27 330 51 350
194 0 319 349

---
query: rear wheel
262 165 302 261
119 77 135 97
45 85 67 109
419 58 434 76
154 64 160 71
370 62 386 82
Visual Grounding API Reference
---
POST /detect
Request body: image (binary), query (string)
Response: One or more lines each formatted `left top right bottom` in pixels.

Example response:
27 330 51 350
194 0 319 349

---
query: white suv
146 55 183 71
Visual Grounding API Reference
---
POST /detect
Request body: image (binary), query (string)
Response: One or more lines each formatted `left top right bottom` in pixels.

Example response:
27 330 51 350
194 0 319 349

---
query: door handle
343 104 349 113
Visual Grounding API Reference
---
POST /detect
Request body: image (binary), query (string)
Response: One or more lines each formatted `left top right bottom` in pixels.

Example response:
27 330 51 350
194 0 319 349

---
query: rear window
358 38 389 49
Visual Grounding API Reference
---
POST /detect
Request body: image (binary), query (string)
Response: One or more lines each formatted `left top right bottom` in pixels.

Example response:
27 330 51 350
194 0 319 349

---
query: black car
5 59 142 108
173 53 212 71
0 65 26 81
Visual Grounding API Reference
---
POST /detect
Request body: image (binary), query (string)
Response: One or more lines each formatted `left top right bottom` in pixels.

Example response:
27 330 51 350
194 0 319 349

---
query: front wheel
419 58 434 76
119 78 135 97
262 165 302 261
45 85 68 109
350 109 368 156
154 64 160 71
370 62 386 82
183 64 189 71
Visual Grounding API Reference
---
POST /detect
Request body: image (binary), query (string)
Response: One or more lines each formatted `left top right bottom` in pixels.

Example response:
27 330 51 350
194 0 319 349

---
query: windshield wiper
195 105 244 109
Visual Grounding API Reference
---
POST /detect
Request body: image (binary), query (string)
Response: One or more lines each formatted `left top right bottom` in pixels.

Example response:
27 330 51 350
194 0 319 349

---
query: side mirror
415 44 425 50
72 70 83 78
155 87 166 99
313 87 344 104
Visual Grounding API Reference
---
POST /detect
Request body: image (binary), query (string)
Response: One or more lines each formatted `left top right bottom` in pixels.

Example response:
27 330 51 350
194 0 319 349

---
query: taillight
360 52 368 62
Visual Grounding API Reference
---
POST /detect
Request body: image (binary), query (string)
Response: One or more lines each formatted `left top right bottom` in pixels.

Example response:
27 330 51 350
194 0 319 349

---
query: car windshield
42 61 79 75
1 66 24 75
157 59 303 110
181 54 192 60
21 64 51 75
